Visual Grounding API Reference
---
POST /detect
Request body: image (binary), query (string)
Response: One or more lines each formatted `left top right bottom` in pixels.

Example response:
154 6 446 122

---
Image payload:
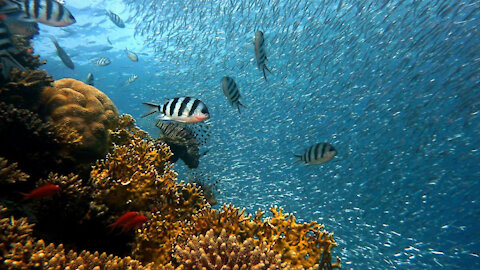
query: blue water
36 0 479 269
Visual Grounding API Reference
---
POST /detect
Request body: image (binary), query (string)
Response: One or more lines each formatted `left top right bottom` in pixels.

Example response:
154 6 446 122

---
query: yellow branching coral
0 157 29 184
174 228 289 270
90 138 176 213
177 204 340 270
110 114 150 148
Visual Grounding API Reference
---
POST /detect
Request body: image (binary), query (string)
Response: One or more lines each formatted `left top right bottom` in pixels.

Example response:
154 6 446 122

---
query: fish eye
201 107 209 114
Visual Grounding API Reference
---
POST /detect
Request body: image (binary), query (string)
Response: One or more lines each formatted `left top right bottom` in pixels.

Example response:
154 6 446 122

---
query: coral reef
173 228 289 270
0 157 29 184
0 69 53 110
40 78 119 162
0 206 156 270
0 102 82 179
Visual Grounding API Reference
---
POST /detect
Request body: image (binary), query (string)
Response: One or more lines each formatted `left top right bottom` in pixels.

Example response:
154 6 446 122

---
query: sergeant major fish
221 76 246 113
142 96 210 123
0 19 25 78
254 30 271 81
85 72 94 86
125 48 138 62
294 143 337 165
0 0 76 27
105 10 124 28
50 37 73 69
124 74 138 85
92 57 110 66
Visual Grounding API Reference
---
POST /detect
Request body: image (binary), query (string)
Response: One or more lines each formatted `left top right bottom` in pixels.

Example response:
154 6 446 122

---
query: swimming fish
92 57 111 66
0 0 76 27
124 74 138 85
125 48 138 62
120 214 148 232
2 15 38 38
221 76 246 113
109 211 138 230
85 72 94 86
142 96 210 123
21 184 61 200
156 120 210 146
294 143 337 165
105 10 124 28
50 37 73 69
254 30 271 81
0 19 25 78
106 36 112 45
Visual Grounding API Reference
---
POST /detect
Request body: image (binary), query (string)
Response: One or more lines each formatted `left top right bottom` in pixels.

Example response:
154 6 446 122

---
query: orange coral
40 78 119 161
174 229 289 270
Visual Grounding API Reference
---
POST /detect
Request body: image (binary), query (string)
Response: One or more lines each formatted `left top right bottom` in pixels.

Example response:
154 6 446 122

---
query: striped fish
142 96 210 123
254 30 271 81
50 37 73 69
124 74 138 85
156 120 210 146
92 57 110 66
85 72 94 86
294 143 337 165
221 76 246 113
0 19 25 78
1 0 76 27
105 10 124 28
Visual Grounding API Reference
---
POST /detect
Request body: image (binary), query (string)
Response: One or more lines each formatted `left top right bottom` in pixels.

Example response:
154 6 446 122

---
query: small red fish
120 215 148 232
21 184 61 200
109 211 138 229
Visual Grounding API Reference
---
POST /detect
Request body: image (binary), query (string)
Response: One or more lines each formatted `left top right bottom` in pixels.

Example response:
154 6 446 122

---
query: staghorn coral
40 78 119 162
0 205 156 270
0 102 82 179
0 157 29 184
173 228 289 270
174 205 340 270
110 114 150 148
0 69 53 110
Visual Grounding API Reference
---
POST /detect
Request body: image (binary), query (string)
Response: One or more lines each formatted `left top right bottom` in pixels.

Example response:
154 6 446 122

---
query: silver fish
85 72 94 86
92 57 111 66
50 37 73 69
105 10 124 28
221 76 246 113
0 19 25 78
254 30 271 81
142 97 210 123
125 48 138 62
1 0 76 27
294 143 337 165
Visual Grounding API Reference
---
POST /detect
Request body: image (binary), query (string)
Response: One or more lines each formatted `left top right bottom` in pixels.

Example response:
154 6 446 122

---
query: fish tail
20 192 30 200
0 0 22 13
264 65 272 74
293 154 303 165
262 67 268 81
237 101 246 113
141 102 160 118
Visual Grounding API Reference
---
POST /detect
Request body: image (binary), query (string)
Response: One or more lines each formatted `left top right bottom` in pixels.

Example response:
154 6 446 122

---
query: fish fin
1 53 25 79
0 0 22 13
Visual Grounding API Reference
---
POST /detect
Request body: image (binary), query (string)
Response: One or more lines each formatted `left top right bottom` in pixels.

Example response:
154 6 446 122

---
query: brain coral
40 79 119 161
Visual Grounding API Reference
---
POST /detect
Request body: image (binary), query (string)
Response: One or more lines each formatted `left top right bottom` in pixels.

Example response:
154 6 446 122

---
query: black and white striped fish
0 19 25 78
105 10 124 28
156 120 210 146
221 76 246 113
294 143 337 165
50 37 73 69
92 57 110 66
0 0 76 27
124 74 138 85
142 97 210 123
85 72 94 86
254 30 271 81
